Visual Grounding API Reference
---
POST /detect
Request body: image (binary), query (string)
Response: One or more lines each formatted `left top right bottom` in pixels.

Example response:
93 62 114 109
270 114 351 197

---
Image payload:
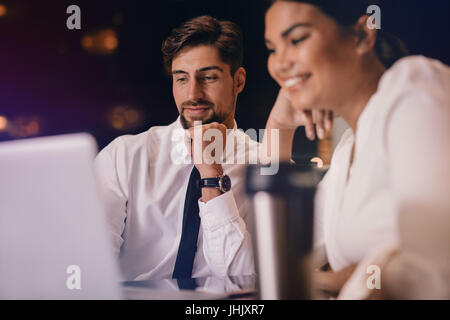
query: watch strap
199 177 220 188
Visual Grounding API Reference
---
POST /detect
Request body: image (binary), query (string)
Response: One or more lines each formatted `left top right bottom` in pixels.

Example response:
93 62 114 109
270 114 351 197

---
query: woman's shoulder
374 56 450 156
368 55 450 128
379 55 450 97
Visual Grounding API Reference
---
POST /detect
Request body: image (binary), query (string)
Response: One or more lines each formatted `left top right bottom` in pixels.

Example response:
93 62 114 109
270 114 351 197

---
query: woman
263 0 450 297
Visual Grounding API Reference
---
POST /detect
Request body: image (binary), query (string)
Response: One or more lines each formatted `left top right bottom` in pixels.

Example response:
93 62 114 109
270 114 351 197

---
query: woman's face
265 1 361 111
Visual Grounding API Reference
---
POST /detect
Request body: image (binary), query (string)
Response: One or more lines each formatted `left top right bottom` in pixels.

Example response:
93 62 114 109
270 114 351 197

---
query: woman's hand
313 264 357 296
268 88 333 140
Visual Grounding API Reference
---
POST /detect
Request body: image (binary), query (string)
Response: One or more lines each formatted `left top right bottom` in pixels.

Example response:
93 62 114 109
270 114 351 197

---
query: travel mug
246 163 320 299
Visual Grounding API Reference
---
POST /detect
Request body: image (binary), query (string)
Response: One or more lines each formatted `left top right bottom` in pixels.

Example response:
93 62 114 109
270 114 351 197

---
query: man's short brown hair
161 15 244 76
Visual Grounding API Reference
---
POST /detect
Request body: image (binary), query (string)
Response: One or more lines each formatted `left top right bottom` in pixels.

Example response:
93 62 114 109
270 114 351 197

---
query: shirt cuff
198 191 240 232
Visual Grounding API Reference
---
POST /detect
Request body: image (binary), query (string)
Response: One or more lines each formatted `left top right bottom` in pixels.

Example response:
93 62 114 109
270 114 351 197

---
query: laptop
0 133 122 299
0 133 259 300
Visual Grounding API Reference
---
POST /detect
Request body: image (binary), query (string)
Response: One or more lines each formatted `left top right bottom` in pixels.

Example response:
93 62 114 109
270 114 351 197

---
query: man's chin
180 113 219 129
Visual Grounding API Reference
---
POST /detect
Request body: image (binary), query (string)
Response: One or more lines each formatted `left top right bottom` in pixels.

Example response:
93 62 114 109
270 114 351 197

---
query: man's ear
234 67 246 94
353 15 378 56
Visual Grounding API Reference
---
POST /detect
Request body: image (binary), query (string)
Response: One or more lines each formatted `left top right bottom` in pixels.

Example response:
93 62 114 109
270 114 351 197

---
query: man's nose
187 79 204 101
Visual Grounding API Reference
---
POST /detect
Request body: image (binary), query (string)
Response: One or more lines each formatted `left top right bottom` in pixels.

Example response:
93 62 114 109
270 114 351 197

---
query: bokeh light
0 115 8 132
81 29 118 55
81 35 95 50
0 5 7 17
103 32 118 51
8 117 41 138
109 106 141 131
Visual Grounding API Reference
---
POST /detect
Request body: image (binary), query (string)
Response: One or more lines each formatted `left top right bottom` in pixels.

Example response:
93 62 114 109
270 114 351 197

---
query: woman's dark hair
270 0 408 68
161 15 243 75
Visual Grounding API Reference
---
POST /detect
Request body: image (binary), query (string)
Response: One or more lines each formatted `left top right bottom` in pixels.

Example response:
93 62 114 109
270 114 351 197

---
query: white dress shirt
314 56 450 272
94 118 259 281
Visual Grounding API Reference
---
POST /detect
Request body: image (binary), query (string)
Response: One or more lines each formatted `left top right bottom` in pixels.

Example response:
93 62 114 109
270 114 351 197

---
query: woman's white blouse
314 56 450 271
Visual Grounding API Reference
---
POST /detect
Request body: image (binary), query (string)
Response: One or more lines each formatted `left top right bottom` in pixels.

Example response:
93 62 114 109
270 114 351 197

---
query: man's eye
266 48 275 55
176 78 187 83
291 35 309 45
203 76 218 81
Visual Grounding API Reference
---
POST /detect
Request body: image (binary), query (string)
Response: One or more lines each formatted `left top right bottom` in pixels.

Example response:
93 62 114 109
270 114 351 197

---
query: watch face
219 175 231 192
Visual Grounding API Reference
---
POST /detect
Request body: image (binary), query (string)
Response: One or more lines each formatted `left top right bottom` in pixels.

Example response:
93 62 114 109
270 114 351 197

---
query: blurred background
0 0 449 163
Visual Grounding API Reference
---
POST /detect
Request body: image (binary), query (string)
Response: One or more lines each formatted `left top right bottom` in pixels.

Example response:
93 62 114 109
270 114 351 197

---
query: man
94 15 258 281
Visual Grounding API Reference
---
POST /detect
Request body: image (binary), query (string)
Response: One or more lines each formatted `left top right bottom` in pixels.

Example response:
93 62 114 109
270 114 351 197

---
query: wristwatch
199 174 232 193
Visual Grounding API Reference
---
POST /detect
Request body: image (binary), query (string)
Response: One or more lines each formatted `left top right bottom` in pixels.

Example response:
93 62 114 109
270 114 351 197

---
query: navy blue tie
172 166 202 279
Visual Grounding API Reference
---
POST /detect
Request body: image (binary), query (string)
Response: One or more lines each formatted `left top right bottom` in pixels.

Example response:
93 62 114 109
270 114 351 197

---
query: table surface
121 275 257 300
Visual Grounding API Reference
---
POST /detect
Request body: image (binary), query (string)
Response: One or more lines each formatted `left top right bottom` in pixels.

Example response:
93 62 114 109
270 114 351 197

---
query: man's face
171 45 237 129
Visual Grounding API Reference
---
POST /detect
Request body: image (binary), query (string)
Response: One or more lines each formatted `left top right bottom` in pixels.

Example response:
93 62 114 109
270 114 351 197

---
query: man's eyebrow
171 70 188 75
171 66 224 75
197 66 224 73
281 22 312 38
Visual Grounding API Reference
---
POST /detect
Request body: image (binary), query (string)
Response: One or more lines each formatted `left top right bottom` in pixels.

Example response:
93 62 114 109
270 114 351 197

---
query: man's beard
179 98 226 129
179 88 236 129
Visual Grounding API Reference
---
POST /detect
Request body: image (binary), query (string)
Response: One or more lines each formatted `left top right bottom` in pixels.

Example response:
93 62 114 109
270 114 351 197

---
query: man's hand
185 122 228 203
268 88 333 140
185 121 227 178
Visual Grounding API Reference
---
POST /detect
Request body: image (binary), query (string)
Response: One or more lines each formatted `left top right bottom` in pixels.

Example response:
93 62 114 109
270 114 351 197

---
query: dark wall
1 0 449 157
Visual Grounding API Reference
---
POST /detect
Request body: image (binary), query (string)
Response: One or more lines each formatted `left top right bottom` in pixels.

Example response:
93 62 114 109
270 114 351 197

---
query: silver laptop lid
0 133 121 299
